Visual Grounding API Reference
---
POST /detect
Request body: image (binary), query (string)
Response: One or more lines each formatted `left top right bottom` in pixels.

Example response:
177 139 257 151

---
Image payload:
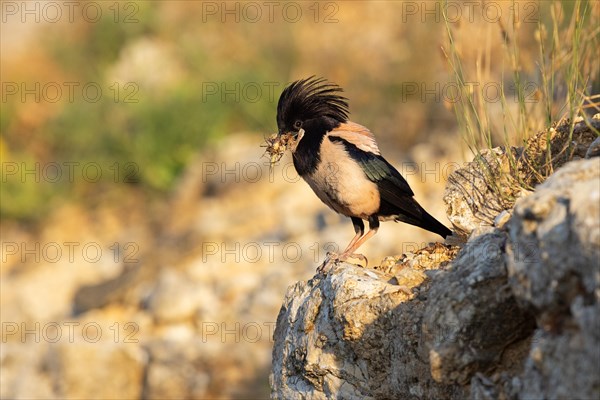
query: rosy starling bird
276 77 451 266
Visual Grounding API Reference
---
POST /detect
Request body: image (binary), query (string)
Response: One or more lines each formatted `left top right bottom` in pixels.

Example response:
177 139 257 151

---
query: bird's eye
294 120 302 130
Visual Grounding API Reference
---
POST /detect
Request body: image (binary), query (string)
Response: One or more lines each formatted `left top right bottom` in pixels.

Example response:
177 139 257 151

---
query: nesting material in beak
262 132 295 167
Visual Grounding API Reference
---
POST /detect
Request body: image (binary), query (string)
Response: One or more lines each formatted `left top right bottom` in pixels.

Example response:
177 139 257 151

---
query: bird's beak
275 129 303 153
278 129 295 138
280 129 303 140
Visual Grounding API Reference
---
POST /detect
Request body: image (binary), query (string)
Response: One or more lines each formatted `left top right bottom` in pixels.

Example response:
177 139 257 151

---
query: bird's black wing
328 135 423 219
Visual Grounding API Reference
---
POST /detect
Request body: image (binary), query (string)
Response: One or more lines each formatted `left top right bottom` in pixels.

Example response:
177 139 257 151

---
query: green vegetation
2 1 598 221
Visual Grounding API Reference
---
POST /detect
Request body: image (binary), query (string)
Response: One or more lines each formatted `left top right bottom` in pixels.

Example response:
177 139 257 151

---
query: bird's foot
339 252 368 268
316 252 369 275
317 252 340 274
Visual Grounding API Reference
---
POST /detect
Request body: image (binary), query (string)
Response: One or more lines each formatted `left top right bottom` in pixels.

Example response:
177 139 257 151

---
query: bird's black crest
277 77 349 130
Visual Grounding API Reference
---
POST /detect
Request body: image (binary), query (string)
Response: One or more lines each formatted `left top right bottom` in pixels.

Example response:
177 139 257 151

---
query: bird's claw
316 252 340 274
316 252 368 275
347 253 368 267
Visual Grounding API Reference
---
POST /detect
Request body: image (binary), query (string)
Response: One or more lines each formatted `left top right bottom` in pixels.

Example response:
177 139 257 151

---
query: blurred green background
2 1 597 221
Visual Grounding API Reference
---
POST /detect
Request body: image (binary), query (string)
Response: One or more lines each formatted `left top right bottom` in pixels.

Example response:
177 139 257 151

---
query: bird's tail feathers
419 209 452 239
395 207 452 239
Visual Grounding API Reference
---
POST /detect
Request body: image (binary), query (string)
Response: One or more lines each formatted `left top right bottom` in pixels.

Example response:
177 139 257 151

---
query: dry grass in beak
262 132 294 166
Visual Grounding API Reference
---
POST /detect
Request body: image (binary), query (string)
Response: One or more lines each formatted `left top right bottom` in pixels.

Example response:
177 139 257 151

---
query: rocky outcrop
271 245 465 399
443 147 528 237
423 231 535 386
506 157 600 400
271 120 600 399
444 117 600 239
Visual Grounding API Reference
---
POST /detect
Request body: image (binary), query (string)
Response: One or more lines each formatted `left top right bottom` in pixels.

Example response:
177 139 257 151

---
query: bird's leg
338 217 380 265
343 217 365 253
317 218 364 274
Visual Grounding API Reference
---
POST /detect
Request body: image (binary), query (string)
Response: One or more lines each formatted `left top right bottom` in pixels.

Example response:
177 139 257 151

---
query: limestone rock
443 118 600 239
518 299 600 400
443 147 527 238
423 231 535 385
272 156 600 400
505 157 600 400
521 118 600 183
271 252 465 399
507 158 600 317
